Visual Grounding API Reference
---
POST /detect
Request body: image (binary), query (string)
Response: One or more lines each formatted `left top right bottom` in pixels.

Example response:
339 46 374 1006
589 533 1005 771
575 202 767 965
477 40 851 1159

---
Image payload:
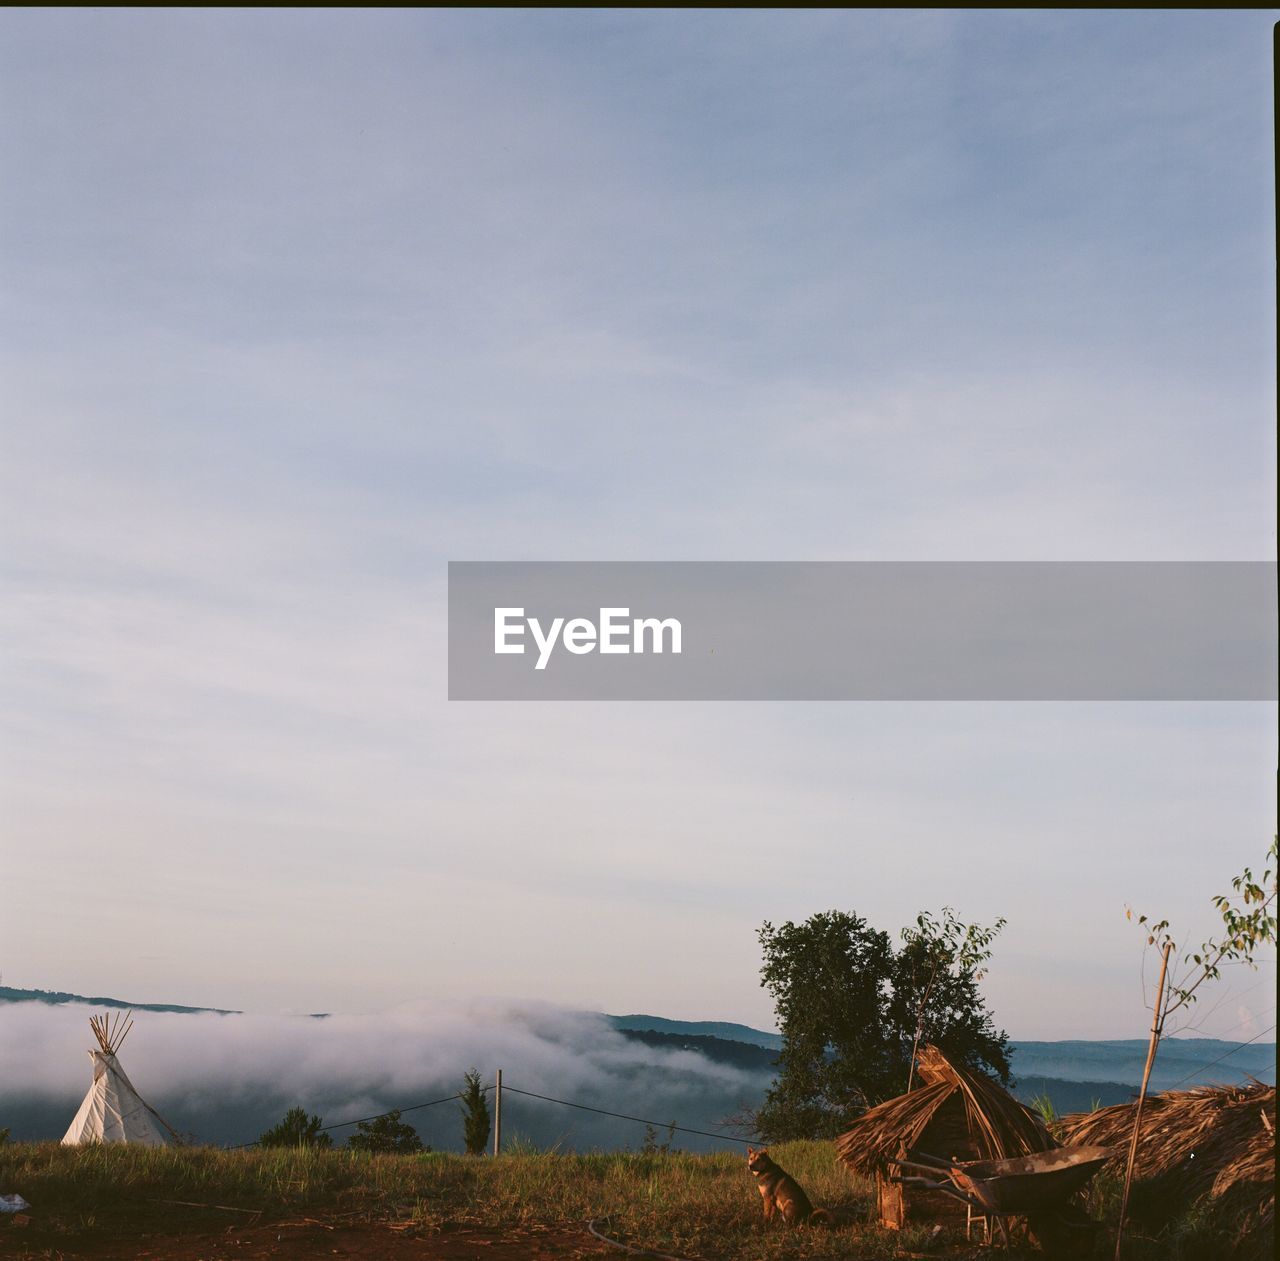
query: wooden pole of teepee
1114 941 1171 1261
493 1069 502 1156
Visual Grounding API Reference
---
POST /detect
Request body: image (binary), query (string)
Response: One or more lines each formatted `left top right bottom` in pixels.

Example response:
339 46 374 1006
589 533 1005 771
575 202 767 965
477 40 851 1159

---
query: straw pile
1064 1081 1275 1258
835 1044 1056 1176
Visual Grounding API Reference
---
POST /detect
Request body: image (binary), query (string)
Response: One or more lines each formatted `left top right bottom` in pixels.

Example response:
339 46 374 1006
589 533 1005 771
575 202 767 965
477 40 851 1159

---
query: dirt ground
0 1220 620 1261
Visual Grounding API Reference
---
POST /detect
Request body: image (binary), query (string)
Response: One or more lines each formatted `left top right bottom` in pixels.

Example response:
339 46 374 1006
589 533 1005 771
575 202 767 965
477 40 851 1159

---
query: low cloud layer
0 1000 771 1150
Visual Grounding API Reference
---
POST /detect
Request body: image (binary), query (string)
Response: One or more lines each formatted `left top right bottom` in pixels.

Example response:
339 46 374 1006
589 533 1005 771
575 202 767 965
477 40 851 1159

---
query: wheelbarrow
893 1145 1114 1252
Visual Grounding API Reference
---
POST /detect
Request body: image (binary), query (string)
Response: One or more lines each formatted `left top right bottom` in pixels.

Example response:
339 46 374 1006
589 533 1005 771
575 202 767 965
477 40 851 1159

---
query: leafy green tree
756 911 896 1140
346 1108 424 1154
755 908 1010 1141
257 1106 332 1149
459 1068 491 1155
1130 836 1279 1027
891 906 1008 1091
1116 838 1278 1259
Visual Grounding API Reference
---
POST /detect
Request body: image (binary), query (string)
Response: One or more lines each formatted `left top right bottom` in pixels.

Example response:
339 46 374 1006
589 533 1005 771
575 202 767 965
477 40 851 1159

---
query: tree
1116 838 1277 1259
346 1108 424 1154
1129 837 1279 1029
892 907 1008 1091
755 908 1010 1141
257 1106 332 1149
459 1067 491 1155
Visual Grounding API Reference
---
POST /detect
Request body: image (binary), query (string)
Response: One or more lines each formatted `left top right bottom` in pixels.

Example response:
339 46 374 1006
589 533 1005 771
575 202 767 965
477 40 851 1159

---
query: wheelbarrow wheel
1026 1205 1101 1257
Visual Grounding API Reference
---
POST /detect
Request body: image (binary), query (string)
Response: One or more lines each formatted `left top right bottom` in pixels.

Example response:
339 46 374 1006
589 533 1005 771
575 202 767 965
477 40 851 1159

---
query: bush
346 1109 424 1154
257 1106 332 1149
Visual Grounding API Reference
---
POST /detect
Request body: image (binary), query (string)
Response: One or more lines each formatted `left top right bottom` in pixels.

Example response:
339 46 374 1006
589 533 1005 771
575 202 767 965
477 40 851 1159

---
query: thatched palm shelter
1064 1081 1275 1260
835 1045 1056 1229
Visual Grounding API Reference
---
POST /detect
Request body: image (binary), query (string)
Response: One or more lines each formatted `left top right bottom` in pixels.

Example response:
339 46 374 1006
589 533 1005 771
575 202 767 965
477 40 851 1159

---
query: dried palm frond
1064 1080 1275 1259
835 1044 1056 1176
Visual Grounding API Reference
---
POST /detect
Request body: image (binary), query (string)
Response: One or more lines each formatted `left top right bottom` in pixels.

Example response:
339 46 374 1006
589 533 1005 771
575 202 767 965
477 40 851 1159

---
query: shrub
347 1109 424 1154
257 1106 332 1149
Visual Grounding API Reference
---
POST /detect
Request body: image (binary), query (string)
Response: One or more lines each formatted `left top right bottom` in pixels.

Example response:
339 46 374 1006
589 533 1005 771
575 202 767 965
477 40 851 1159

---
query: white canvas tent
62 1012 179 1146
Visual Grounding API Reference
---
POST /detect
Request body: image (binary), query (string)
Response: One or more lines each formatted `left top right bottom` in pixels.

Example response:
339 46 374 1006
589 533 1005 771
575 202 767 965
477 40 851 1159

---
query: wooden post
1114 942 1171 1261
906 959 942 1093
492 1068 502 1156
877 1170 905 1229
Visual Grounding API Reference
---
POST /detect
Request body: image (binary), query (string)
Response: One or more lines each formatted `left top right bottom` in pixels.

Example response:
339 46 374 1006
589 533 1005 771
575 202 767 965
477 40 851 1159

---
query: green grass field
0 1139 977 1259
0 1139 1222 1260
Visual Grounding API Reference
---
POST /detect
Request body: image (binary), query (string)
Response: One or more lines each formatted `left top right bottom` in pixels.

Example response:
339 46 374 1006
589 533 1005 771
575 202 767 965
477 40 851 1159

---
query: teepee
62 1012 179 1146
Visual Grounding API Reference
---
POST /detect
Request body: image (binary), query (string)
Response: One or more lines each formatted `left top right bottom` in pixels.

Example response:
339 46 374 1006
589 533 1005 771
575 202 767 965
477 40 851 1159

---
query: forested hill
609 1014 1275 1093
0 986 237 1015
614 1026 778 1070
608 1014 783 1049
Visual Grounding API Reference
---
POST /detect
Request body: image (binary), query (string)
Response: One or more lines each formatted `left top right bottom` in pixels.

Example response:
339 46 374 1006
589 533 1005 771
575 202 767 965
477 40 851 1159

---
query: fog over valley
2 991 1271 1151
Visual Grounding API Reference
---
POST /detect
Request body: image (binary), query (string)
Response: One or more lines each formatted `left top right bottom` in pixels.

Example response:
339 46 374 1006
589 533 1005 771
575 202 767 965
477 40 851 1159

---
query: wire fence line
228 1087 492 1149
499 1085 753 1146
318 1089 490 1133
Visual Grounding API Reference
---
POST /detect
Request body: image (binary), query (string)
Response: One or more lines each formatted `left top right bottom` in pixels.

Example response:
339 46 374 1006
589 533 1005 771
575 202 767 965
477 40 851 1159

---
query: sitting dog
746 1146 831 1226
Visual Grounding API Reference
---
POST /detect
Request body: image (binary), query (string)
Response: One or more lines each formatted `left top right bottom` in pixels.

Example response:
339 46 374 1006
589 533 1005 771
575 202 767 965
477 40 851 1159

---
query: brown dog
746 1147 830 1226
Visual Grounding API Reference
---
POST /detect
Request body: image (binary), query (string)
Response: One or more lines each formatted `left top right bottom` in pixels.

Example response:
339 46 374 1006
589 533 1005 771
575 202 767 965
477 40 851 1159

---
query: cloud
0 1000 770 1150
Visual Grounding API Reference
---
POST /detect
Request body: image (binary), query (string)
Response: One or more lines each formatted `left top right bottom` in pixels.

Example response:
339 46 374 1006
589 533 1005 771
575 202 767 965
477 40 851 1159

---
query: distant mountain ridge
0 985 237 1015
606 1015 1275 1093
608 1014 783 1050
1007 1037 1276 1093
612 1025 778 1071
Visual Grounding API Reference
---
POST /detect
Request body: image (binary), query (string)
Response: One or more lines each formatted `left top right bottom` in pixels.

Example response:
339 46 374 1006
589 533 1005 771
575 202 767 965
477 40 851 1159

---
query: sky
1 10 1276 1041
